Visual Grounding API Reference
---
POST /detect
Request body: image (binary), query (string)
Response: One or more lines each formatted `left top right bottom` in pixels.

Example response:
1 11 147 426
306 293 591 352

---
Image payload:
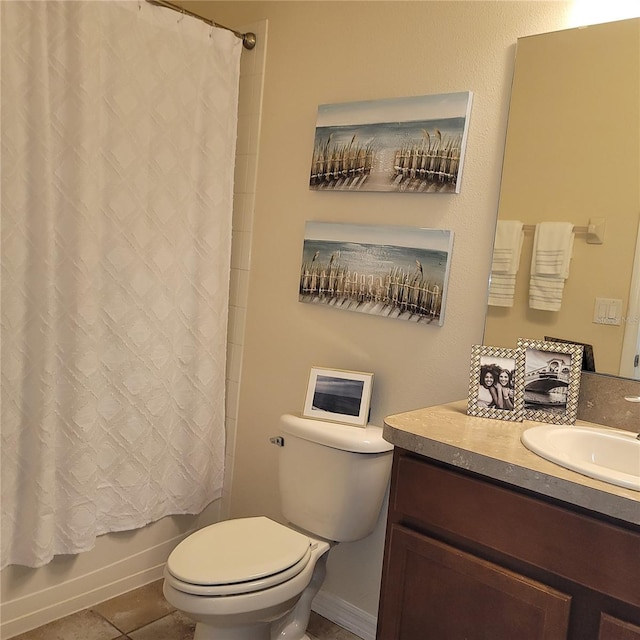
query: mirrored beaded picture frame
467 345 524 421
517 337 583 425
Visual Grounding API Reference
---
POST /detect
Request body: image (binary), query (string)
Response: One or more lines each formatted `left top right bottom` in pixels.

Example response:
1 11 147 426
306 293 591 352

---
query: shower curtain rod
146 0 256 49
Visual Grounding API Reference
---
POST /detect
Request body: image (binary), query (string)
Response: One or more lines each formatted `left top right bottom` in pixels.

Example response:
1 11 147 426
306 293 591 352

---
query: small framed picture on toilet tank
303 367 373 427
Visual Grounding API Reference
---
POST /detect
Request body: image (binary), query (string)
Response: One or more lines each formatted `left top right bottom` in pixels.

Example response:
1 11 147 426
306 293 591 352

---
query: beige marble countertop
383 400 640 526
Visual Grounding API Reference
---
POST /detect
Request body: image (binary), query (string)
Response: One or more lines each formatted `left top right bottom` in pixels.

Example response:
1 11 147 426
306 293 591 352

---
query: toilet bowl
163 414 393 640
163 516 331 640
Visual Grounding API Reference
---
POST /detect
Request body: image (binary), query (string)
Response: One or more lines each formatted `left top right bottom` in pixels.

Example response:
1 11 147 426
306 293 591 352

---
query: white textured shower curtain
1 1 241 568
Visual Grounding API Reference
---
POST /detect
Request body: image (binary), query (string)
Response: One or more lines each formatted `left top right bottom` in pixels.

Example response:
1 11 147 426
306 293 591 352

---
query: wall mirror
484 17 640 381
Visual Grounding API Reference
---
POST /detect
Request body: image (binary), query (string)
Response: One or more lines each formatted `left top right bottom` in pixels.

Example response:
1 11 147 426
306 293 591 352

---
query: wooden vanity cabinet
376 449 640 640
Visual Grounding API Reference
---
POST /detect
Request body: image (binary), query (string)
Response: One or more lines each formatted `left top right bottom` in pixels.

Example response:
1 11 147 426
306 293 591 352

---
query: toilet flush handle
269 436 285 447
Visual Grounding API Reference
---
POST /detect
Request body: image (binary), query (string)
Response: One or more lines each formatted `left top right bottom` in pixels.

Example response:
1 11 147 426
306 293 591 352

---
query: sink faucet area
521 424 640 492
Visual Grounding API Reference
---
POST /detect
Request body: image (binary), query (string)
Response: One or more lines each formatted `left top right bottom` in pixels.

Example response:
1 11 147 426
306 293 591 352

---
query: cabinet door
377 524 571 640
599 614 640 640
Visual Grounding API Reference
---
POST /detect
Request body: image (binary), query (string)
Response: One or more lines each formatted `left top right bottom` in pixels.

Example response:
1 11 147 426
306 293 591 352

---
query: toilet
163 413 394 640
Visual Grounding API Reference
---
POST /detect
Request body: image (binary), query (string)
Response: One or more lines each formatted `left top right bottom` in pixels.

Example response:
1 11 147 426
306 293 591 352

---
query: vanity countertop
383 400 640 526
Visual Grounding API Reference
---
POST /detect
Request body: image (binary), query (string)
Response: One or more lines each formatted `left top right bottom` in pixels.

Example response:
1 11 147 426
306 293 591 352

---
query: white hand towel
529 275 566 311
491 220 524 274
529 222 574 311
531 222 574 277
488 220 523 307
488 273 517 307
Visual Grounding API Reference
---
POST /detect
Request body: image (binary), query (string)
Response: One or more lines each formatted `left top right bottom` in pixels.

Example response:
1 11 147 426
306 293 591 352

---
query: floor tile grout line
90 604 179 637
90 609 128 636
127 610 178 635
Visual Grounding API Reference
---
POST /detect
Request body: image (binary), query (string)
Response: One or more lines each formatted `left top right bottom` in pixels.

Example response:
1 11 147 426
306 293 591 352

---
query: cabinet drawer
599 614 640 640
378 524 571 640
391 452 640 607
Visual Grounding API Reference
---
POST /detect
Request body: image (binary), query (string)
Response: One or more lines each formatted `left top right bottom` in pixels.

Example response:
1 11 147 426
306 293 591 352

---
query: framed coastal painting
467 345 524 421
517 338 583 424
303 367 373 427
299 221 454 326
309 92 473 193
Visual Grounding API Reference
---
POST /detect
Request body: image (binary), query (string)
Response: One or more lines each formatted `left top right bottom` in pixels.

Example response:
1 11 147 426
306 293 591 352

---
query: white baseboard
1 546 169 639
311 589 377 640
2 502 223 639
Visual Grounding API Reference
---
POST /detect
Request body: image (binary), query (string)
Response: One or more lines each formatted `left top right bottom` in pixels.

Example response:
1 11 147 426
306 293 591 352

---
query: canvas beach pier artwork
299 222 454 326
309 92 473 193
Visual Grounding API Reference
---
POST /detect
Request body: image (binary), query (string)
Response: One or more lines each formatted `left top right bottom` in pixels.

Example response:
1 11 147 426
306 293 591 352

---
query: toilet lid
166 516 311 587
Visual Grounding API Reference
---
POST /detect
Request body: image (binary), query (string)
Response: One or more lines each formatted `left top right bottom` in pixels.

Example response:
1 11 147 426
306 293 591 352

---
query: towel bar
521 218 605 244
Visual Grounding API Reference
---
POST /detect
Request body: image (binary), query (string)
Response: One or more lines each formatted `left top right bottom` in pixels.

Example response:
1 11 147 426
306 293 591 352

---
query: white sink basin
521 425 640 491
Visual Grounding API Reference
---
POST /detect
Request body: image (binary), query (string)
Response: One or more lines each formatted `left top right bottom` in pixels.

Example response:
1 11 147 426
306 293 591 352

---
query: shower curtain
1 1 241 569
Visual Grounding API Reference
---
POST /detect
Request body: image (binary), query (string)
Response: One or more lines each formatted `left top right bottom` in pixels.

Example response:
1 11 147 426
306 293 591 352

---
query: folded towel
491 220 524 274
488 220 523 307
529 275 566 311
529 222 574 311
488 273 517 307
531 222 574 277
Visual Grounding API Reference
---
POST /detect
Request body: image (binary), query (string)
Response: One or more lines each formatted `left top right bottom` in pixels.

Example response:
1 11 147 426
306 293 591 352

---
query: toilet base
189 554 328 640
165 541 331 640
192 627 312 640
192 630 311 640
193 623 270 640
271 551 327 639
193 625 311 640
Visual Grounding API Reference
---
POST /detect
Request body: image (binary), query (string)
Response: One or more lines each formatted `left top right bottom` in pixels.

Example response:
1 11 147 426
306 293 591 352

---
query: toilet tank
277 414 394 542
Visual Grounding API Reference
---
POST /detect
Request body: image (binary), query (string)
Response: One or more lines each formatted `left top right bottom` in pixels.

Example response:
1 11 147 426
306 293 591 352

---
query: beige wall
191 0 573 622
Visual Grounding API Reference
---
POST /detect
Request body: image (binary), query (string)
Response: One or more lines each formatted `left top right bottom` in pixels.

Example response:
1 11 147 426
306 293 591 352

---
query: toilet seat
165 516 312 596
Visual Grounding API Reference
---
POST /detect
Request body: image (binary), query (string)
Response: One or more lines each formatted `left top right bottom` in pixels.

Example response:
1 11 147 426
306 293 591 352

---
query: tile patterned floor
11 579 361 640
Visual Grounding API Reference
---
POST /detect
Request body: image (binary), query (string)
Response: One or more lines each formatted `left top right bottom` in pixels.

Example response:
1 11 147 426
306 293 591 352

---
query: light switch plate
593 297 623 325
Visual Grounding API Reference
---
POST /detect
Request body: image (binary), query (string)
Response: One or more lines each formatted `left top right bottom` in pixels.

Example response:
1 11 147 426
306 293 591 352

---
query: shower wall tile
226 342 243 383
247 118 261 155
229 269 249 307
227 306 246 345
231 230 252 270
225 418 237 455
236 114 252 156
224 19 267 518
238 75 256 115
226 380 240 421
233 154 251 194
233 154 259 195
232 193 256 232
